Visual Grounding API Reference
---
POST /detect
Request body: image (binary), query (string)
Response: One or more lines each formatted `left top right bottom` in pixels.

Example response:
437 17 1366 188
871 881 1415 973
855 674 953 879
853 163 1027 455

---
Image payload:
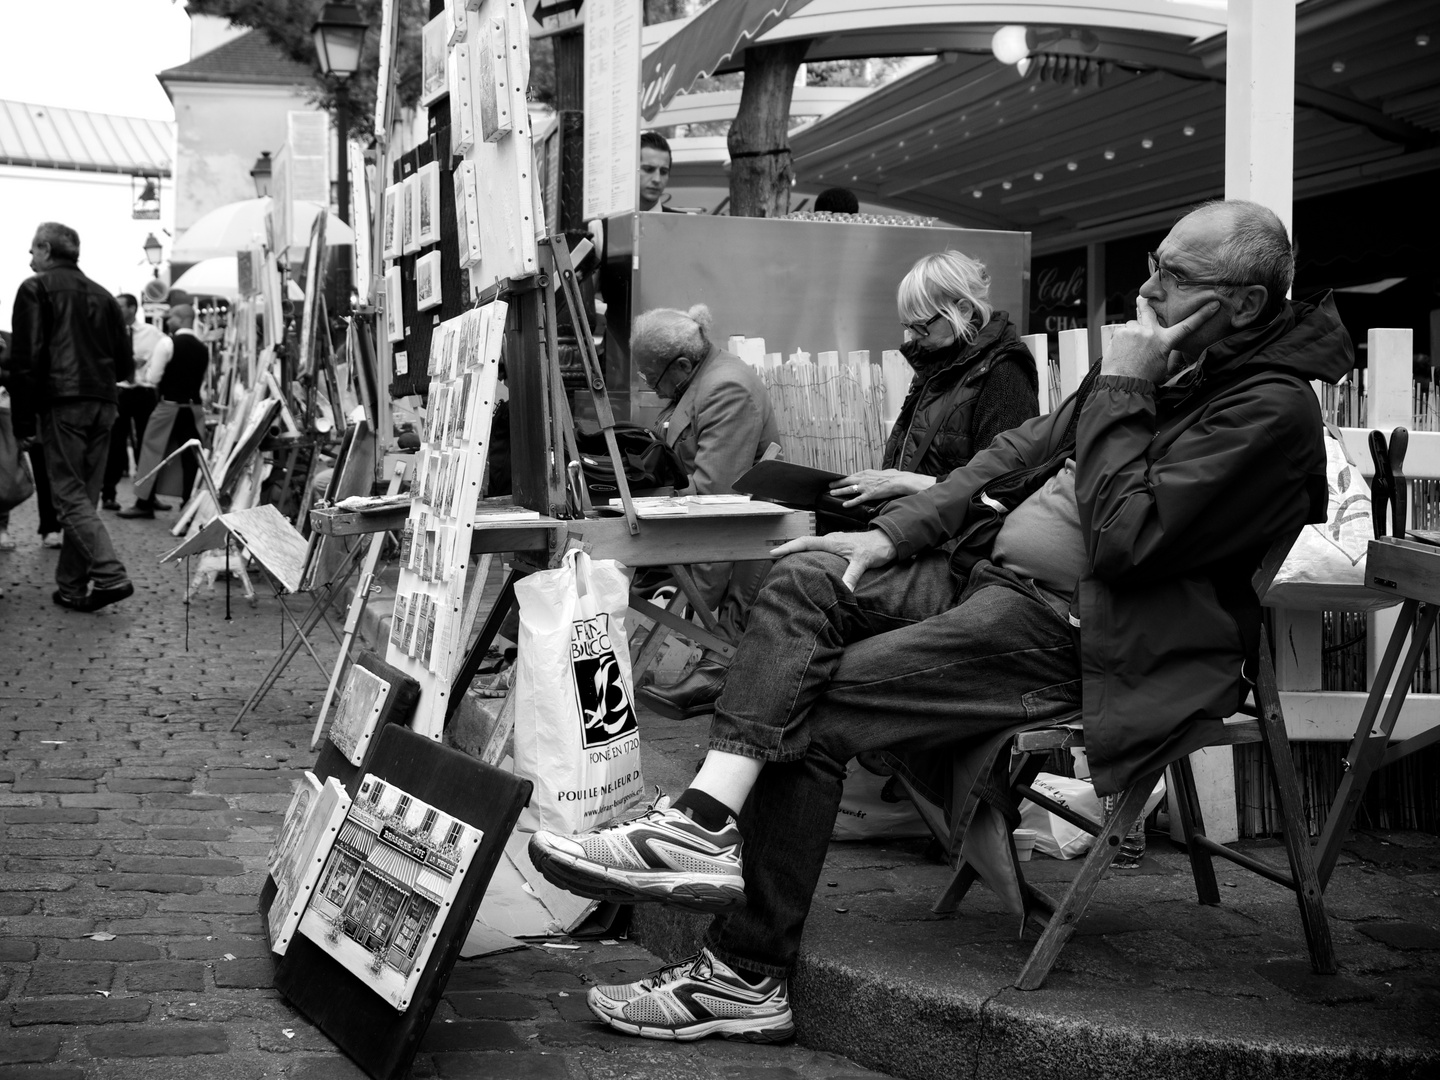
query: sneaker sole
588 997 794 1043
528 835 745 914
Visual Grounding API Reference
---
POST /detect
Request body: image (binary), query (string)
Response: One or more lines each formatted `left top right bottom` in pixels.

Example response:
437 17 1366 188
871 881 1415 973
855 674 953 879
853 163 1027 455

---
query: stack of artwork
383 302 506 738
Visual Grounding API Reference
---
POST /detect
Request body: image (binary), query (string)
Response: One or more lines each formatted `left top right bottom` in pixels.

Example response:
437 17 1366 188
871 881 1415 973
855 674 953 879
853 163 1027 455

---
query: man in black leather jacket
7 223 135 611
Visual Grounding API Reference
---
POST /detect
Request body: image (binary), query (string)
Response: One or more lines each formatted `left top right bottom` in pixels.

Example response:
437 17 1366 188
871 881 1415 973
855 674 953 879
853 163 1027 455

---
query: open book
731 460 881 529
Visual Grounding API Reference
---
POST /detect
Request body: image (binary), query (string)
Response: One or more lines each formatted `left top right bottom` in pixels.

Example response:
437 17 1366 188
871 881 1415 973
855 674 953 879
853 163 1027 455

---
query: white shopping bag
512 549 646 834
1019 772 1166 859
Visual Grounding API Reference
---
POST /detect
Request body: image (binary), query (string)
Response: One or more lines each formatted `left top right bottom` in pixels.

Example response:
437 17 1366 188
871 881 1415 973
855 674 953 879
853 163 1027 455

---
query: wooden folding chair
929 622 1336 990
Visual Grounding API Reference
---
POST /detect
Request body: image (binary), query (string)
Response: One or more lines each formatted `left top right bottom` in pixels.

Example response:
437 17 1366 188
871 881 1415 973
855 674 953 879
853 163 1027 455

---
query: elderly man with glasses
530 199 1355 1044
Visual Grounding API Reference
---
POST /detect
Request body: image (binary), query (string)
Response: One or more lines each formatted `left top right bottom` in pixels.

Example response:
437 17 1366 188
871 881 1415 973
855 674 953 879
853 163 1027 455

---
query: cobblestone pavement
0 491 893 1080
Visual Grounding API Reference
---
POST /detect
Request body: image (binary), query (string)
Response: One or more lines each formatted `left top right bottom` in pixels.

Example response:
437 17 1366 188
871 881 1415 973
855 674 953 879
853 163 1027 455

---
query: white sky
0 0 193 119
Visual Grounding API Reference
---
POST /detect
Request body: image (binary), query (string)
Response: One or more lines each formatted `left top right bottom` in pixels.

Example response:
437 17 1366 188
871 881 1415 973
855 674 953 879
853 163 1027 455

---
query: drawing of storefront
310 779 462 974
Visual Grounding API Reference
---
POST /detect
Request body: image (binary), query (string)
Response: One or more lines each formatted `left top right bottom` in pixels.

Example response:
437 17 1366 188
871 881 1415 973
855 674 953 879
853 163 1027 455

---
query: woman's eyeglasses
901 312 946 339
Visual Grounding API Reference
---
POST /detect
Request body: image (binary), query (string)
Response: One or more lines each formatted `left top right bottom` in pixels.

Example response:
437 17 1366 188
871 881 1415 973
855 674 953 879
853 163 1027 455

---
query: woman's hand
830 468 936 507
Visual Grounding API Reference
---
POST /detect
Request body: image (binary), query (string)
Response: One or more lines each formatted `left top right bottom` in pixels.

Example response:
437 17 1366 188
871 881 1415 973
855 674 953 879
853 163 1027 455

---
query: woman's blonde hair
896 250 992 345
631 303 713 366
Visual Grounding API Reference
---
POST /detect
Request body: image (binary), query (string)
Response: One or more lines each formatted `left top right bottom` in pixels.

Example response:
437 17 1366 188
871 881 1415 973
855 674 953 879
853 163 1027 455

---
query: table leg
1315 599 1435 885
445 569 521 725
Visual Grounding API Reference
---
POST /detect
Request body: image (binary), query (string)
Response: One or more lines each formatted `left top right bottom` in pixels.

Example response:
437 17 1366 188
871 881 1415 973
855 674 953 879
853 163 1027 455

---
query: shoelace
595 789 673 834
639 950 713 992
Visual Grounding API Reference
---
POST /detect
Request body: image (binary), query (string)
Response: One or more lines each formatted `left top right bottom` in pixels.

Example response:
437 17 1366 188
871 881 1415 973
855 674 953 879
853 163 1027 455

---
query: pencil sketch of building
300 774 482 1010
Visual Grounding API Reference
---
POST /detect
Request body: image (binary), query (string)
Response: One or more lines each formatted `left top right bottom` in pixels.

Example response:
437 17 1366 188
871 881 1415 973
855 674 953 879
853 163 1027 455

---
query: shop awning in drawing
368 844 421 890
414 866 450 905
338 821 375 858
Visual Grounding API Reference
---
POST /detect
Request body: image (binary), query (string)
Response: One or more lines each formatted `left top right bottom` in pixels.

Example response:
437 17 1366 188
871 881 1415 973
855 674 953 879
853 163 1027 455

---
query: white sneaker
528 804 745 913
41 532 62 549
588 947 793 1043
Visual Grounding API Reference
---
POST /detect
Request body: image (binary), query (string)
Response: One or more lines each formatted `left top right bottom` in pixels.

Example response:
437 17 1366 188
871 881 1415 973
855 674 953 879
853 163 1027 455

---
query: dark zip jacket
872 294 1354 794
882 312 1039 478
7 260 132 437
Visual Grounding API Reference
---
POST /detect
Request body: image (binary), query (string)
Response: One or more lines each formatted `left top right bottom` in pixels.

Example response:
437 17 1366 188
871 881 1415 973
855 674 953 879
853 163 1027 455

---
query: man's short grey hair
1190 199 1294 319
631 304 713 367
35 222 80 261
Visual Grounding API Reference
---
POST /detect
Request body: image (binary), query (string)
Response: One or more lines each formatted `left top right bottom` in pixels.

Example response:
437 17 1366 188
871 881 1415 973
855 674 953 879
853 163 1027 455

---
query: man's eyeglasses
641 354 686 390
901 312 946 339
1146 252 1248 291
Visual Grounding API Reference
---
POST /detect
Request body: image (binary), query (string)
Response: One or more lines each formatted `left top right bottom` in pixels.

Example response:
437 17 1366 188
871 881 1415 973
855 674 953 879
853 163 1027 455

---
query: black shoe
117 504 155 519
86 582 135 611
101 498 121 511
638 659 727 720
53 590 91 611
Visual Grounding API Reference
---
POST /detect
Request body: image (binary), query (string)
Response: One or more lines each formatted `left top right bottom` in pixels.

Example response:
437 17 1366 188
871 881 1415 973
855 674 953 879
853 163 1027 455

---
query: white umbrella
171 197 356 262
171 256 305 302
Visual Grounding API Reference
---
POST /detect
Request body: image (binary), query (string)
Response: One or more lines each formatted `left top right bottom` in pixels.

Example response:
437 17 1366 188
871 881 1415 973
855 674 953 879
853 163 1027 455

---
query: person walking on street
120 304 207 519
102 293 164 511
6 222 135 611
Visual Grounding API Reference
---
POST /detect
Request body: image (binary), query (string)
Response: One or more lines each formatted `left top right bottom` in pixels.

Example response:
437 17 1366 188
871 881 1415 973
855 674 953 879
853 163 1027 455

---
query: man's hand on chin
771 529 898 592
1103 298 1220 383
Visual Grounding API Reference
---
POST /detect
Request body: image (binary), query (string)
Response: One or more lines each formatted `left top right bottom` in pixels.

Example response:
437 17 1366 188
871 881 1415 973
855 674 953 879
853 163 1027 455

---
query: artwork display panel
298 772 483 1012
268 773 351 955
384 302 505 736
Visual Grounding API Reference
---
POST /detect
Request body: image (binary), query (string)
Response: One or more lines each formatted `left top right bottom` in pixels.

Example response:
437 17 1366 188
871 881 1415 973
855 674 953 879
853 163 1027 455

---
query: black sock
732 964 771 986
672 788 736 831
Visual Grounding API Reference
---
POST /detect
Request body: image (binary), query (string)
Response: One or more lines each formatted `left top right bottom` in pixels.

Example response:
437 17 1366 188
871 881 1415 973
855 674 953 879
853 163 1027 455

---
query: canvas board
268 773 351 955
401 174 420 255
298 772 483 1012
416 162 442 248
421 12 450 105
415 251 442 311
382 184 401 260
385 266 404 342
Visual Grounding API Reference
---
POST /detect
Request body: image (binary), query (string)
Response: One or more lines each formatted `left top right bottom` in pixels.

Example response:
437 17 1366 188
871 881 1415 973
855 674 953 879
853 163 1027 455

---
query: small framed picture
401 173 420 255
449 44 475 155
415 250 442 312
384 266 403 342
416 161 442 248
478 14 511 143
421 13 449 106
381 184 401 260
455 160 481 268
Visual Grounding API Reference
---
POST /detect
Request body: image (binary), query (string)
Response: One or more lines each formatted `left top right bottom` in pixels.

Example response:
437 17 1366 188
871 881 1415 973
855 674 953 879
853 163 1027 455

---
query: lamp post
311 1 370 228
143 233 163 279
250 151 273 199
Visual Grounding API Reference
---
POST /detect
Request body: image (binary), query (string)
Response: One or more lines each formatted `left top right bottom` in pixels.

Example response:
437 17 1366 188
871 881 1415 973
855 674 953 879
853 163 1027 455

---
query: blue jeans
704 551 1080 977
41 400 129 596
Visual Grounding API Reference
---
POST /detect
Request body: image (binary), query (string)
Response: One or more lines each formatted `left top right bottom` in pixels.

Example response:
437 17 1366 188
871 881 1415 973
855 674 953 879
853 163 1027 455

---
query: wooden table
311 502 815 724
1316 536 1440 882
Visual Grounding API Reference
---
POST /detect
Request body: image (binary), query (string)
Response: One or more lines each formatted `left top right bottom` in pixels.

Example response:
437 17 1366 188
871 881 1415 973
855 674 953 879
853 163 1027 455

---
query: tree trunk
727 40 809 218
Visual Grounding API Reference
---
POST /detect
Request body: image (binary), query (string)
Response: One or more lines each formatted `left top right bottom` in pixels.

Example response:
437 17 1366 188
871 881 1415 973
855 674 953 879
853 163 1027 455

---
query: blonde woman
830 249 1038 508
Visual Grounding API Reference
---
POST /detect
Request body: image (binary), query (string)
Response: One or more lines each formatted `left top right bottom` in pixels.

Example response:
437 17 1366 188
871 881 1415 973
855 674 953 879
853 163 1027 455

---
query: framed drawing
416 161 441 248
268 773 351 955
449 44 475 155
384 266 404 343
415 251 442 312
271 725 531 1080
298 772 482 1012
420 12 449 105
477 13 511 142
401 173 419 255
328 653 422 768
382 184 401 260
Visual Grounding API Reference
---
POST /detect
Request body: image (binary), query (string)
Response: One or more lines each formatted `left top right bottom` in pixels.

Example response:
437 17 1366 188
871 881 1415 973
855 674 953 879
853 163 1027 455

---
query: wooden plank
1272 690 1440 741
570 511 814 567
1367 537 1440 606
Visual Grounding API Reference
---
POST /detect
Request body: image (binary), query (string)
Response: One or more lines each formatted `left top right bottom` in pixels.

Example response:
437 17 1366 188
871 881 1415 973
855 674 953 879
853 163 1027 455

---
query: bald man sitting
120 304 208 519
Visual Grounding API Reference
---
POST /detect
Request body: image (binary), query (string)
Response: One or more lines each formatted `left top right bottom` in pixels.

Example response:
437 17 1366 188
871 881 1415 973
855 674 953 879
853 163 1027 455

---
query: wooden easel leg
1015 772 1159 991
1256 626 1337 974
445 570 521 726
630 586 690 686
1171 753 1221 905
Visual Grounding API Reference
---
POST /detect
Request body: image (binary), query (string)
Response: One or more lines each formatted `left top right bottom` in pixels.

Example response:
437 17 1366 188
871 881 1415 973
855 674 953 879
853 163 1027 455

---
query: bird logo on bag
570 613 639 747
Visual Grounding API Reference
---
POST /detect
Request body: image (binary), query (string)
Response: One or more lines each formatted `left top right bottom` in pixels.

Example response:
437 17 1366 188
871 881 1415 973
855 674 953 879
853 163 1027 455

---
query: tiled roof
0 100 173 176
158 29 315 87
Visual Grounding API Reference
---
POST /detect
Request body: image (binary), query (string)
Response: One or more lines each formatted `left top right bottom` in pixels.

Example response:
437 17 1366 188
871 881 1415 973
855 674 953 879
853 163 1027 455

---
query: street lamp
311 1 370 226
143 233 163 278
250 151 273 198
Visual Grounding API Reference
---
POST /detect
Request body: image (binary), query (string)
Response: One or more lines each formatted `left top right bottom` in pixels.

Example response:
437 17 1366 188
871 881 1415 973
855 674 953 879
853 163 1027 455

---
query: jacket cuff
1093 374 1156 395
871 515 910 559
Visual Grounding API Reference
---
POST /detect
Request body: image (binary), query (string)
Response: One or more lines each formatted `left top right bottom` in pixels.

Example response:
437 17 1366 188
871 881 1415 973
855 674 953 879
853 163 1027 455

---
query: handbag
511 548 647 834
0 402 35 513
574 422 688 503
1264 421 1393 611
